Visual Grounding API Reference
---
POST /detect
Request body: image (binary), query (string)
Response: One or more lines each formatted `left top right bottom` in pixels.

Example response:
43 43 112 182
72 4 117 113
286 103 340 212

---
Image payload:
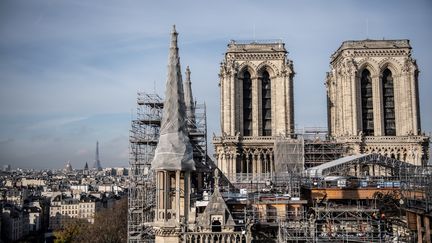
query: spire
84 162 88 170
184 66 195 128
214 169 220 191
151 26 195 171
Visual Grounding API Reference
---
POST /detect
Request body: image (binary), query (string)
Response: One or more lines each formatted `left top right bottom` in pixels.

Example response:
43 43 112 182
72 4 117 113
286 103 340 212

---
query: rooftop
227 39 286 53
331 39 411 62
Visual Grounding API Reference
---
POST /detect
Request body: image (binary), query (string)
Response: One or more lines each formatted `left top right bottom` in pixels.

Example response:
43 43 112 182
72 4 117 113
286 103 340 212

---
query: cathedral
326 39 429 166
214 38 429 182
128 26 431 243
213 40 295 184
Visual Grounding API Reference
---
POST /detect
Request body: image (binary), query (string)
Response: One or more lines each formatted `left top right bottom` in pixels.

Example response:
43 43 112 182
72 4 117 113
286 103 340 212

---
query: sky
0 0 431 169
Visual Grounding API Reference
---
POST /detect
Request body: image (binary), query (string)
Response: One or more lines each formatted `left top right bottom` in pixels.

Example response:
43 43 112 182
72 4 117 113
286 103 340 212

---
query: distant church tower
326 39 429 165
151 26 195 243
213 40 295 181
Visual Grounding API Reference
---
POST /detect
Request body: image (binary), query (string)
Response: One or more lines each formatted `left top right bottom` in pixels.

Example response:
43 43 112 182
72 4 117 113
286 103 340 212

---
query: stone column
252 77 260 136
410 71 420 134
417 214 423 243
221 153 226 174
336 74 344 136
164 171 169 220
372 75 383 136
253 153 258 176
394 73 402 135
351 73 358 134
342 74 351 135
270 153 274 178
227 153 232 177
223 74 230 134
220 74 225 134
185 171 191 224
233 154 237 176
230 73 236 134
175 171 180 222
246 154 250 178
274 74 280 135
424 216 431 243
257 153 262 175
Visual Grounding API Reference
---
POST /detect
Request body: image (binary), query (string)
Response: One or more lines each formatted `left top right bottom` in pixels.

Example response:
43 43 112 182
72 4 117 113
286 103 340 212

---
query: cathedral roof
151 26 195 172
331 39 411 63
226 40 286 53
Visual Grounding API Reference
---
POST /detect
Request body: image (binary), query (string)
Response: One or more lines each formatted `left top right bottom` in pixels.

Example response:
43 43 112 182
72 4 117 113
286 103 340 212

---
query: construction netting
274 138 304 175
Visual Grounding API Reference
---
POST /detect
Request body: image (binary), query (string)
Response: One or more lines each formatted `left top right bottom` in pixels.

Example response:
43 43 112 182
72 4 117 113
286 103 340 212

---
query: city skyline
1 0 431 169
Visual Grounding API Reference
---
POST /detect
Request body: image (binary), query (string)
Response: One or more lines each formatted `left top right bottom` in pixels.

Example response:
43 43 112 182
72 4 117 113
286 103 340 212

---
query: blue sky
0 0 431 169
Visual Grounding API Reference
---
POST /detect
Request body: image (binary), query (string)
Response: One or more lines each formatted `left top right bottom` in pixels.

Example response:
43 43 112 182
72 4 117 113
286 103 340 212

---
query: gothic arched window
261 71 272 136
361 69 374 135
382 69 396 136
243 71 252 136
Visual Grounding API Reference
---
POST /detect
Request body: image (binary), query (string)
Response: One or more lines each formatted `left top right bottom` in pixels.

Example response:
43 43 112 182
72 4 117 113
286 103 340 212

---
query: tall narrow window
382 69 396 136
361 69 374 135
261 71 272 136
243 71 252 136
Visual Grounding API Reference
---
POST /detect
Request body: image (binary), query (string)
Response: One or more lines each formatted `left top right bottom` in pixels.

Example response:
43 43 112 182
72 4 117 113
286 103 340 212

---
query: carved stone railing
213 135 278 144
224 173 272 183
183 231 249 243
363 135 429 143
336 135 429 143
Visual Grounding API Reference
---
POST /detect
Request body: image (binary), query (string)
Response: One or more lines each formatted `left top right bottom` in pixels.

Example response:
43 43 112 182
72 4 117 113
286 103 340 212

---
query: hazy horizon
1 0 431 169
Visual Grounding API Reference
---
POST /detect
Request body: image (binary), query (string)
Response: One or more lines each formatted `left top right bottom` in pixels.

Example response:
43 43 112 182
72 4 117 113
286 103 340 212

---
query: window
361 69 374 135
382 69 396 135
243 71 252 136
261 71 272 136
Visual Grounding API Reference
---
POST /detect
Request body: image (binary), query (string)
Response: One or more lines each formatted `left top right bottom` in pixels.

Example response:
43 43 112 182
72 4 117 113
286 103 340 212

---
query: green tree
53 219 89 243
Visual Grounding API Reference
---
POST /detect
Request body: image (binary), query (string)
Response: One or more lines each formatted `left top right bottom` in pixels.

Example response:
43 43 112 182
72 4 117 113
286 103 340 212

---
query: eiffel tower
93 141 102 171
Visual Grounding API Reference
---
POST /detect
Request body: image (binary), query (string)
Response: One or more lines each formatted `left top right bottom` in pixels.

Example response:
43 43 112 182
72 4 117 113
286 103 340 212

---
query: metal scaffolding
128 92 162 243
128 91 210 243
298 127 346 169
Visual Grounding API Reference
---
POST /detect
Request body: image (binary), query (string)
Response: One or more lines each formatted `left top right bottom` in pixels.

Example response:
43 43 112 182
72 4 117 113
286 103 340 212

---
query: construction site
127 91 432 243
127 29 431 243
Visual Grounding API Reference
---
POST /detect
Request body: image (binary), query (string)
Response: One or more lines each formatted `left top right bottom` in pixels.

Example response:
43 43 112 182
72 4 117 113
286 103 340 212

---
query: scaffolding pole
128 92 162 243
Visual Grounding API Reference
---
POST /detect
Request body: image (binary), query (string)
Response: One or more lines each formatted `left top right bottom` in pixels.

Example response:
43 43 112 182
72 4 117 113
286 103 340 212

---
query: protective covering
274 138 304 174
151 26 195 172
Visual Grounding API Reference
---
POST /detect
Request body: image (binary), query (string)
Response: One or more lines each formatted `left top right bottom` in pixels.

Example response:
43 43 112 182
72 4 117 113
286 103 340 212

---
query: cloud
26 117 88 130
0 0 431 168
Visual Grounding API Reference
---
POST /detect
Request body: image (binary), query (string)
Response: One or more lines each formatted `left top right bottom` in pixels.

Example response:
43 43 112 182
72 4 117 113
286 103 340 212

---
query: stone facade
326 39 429 165
219 40 294 137
214 40 295 181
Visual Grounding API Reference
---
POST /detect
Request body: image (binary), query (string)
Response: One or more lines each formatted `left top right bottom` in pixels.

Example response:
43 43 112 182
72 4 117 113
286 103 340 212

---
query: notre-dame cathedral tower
326 39 429 166
213 40 295 182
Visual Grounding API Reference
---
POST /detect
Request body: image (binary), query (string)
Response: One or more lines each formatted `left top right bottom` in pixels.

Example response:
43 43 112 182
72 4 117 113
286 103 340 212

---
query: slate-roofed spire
184 66 195 128
151 26 195 171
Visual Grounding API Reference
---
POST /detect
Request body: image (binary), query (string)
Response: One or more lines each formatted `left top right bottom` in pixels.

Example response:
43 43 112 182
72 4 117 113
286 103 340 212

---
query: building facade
213 40 296 182
49 195 101 230
326 39 429 165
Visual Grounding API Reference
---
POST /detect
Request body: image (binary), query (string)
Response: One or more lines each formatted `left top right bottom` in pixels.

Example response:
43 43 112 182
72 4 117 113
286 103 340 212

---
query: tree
53 219 89 243
53 198 127 243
